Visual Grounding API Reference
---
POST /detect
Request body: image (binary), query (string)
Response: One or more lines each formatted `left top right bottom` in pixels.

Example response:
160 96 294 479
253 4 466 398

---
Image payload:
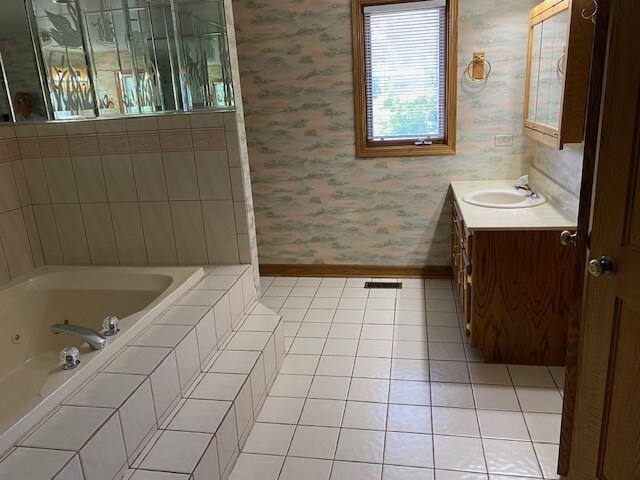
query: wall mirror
524 0 594 149
0 0 234 123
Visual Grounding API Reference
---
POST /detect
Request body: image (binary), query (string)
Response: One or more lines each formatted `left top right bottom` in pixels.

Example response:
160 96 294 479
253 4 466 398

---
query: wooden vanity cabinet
451 200 574 365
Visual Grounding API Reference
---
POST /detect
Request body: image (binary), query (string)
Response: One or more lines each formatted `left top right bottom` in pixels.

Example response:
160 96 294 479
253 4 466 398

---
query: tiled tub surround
0 113 253 270
0 126 39 284
226 276 564 480
0 265 203 455
0 264 285 480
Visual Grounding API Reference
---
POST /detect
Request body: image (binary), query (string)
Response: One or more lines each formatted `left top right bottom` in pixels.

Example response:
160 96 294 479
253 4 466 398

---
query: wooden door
569 0 640 477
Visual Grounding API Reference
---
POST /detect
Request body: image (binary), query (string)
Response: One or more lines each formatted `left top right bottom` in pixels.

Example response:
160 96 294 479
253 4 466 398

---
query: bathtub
0 265 203 455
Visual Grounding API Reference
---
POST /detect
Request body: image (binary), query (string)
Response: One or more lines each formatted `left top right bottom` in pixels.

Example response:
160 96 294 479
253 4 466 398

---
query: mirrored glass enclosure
0 0 233 122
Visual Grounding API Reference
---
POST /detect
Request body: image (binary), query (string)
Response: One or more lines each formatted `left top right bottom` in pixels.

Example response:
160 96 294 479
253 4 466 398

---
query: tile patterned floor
229 277 565 480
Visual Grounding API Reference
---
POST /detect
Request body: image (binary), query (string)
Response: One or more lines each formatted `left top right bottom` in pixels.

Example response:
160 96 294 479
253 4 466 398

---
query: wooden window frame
351 0 458 158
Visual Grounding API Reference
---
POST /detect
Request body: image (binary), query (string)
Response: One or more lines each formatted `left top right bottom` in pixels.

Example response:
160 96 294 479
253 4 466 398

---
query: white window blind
363 0 447 142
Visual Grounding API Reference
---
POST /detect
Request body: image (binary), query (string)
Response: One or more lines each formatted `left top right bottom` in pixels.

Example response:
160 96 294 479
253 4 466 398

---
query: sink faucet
513 175 541 199
50 324 107 351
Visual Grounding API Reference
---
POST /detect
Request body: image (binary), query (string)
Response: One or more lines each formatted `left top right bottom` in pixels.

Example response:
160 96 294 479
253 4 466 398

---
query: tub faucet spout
50 324 107 351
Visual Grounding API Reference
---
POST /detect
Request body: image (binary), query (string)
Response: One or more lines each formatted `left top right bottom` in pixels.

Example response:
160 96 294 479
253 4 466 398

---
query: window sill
355 142 456 158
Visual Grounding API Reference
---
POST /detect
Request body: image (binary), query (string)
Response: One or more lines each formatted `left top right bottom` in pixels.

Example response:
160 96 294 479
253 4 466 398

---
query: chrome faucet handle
60 346 80 370
102 316 120 337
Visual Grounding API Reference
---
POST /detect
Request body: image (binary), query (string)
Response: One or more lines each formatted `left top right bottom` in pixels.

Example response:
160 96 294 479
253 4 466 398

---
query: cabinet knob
560 230 577 246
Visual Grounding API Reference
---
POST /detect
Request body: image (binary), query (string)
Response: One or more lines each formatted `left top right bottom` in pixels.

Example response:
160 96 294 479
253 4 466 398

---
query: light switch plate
494 134 514 146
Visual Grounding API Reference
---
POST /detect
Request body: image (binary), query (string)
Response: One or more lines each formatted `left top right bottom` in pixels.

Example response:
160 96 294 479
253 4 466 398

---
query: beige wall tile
53 204 91 264
22 157 51 204
33 205 63 264
0 242 10 285
189 112 225 129
102 154 138 202
110 203 148 265
72 156 108 203
0 162 21 213
140 202 177 264
195 150 232 200
157 115 190 130
238 233 251 264
131 153 168 201
68 135 99 156
0 210 34 277
202 200 239 264
37 137 70 157
22 206 44 267
65 121 96 136
43 157 78 203
163 151 199 201
98 134 130 154
36 123 66 137
95 119 126 134
225 131 241 167
234 202 248 234
126 117 158 132
169 201 208 265
82 203 119 265
11 160 31 206
229 167 244 201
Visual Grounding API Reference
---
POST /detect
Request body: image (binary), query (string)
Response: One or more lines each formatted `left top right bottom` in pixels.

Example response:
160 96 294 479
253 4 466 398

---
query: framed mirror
0 0 234 124
524 0 594 149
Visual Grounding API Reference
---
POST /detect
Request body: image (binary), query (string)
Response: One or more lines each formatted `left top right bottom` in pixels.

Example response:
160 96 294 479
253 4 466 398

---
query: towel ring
581 0 597 23
466 57 492 82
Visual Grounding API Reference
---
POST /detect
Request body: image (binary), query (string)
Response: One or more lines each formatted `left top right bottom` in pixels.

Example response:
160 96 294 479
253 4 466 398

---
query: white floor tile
288 426 340 459
524 413 562 444
304 309 336 323
323 339 359 356
257 397 305 424
308 376 351 400
289 337 326 355
433 435 486 473
384 432 434 468
392 341 429 359
269 374 313 398
391 359 430 381
389 380 430 405
477 410 530 441
279 354 320 375
335 428 385 463
430 361 471 383
515 387 563 414
387 404 432 434
483 439 542 477
432 407 480 437
383 465 435 479
242 422 295 455
348 378 389 403
353 357 391 379
299 399 346 427
361 324 394 340
280 457 333 480
297 323 332 338
316 356 355 377
328 323 362 339
508 365 556 388
333 309 365 321
431 382 475 408
473 385 521 411
357 339 393 357
228 453 284 480
341 401 387 430
331 461 382 480
468 364 512 385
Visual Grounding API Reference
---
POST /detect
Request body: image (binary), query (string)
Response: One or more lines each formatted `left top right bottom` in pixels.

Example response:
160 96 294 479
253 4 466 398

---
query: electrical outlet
494 134 514 147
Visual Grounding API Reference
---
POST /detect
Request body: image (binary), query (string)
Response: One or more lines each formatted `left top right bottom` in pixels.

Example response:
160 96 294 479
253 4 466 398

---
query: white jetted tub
0 265 203 454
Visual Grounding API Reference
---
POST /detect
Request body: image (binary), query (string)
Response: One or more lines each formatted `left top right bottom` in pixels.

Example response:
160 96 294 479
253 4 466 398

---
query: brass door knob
588 256 617 278
560 230 577 246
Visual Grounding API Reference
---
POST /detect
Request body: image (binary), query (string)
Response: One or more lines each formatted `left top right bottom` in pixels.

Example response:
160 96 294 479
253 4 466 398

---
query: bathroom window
352 0 458 157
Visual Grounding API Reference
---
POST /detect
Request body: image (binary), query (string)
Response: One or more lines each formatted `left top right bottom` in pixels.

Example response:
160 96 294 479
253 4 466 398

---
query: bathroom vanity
450 180 576 365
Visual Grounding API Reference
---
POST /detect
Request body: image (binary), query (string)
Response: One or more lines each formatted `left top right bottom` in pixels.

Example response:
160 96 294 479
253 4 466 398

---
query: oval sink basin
462 188 547 209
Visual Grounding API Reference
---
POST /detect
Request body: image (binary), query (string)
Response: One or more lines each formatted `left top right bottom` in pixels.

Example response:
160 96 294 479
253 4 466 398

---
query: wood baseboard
259 264 453 279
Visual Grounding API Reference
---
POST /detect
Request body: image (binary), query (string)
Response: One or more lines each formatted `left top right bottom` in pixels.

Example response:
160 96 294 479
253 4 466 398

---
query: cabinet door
461 246 472 337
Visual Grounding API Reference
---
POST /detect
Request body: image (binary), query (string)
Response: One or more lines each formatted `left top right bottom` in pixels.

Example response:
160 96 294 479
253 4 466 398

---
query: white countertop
451 180 577 231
